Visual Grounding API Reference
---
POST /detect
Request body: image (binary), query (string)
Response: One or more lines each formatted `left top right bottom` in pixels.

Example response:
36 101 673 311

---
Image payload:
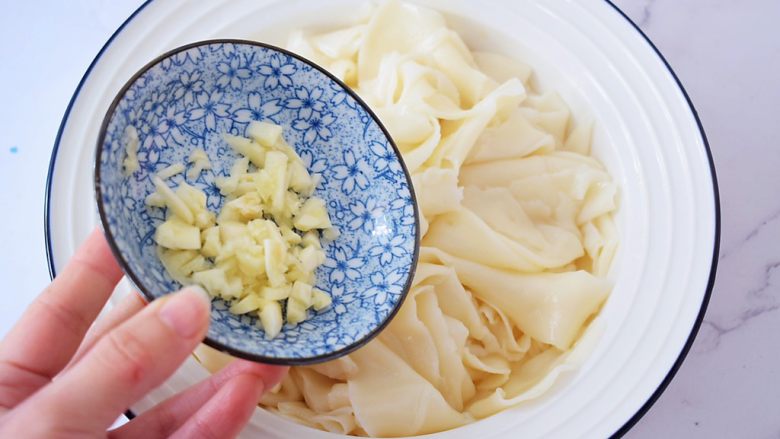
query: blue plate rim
42 0 720 433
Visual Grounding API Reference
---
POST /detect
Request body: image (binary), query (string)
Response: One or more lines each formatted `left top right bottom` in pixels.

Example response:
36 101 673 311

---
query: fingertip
157 287 212 339
230 372 267 402
172 372 264 438
221 373 266 422
183 285 211 308
215 360 288 395
230 360 288 390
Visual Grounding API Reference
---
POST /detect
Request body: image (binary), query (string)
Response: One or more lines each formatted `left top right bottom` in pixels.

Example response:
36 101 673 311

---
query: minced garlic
150 121 334 339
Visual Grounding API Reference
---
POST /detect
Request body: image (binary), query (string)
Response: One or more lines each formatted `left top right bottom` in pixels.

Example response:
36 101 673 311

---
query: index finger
0 229 122 409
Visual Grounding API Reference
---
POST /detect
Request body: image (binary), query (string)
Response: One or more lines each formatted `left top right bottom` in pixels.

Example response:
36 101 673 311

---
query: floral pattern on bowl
95 40 419 364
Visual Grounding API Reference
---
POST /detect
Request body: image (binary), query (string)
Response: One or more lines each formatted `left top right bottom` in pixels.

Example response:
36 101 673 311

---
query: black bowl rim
44 0 720 434
92 39 421 366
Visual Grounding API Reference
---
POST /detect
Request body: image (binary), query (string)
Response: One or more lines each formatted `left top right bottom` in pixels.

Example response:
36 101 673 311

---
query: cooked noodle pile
197 1 618 436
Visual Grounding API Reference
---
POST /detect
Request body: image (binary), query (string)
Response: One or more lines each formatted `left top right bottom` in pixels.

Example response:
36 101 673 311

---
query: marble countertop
0 0 776 437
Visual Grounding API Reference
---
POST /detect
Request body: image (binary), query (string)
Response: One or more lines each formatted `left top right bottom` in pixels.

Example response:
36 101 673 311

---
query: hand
0 229 286 438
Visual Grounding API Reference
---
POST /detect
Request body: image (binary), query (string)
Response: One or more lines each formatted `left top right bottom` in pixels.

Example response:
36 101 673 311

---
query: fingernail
187 284 212 305
158 286 211 338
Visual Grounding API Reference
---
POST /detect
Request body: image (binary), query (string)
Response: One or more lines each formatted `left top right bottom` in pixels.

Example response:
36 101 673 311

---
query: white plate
45 0 719 437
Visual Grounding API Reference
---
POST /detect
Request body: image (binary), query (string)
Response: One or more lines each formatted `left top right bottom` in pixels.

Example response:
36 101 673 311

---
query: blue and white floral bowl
95 40 419 365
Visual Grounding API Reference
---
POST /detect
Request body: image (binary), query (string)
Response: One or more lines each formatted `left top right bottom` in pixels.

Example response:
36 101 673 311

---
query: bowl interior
96 41 417 363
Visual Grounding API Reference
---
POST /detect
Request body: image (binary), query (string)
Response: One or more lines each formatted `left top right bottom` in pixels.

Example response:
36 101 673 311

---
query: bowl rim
91 38 421 366
601 2 721 435
43 0 721 435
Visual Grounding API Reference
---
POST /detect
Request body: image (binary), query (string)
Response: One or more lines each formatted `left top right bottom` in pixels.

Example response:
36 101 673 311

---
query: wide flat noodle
291 368 336 413
306 356 358 381
465 107 555 164
467 321 603 418
421 247 609 350
473 51 533 89
413 263 489 341
273 402 357 434
423 206 584 272
358 0 446 82
422 80 525 171
415 291 476 411
348 340 472 436
379 285 442 386
520 92 571 147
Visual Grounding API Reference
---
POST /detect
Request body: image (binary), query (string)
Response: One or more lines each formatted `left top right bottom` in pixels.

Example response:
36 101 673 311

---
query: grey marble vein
638 0 657 26
720 206 780 261
697 260 780 353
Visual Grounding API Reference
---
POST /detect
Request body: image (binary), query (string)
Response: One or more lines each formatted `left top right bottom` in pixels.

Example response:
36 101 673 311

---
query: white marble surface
0 0 776 437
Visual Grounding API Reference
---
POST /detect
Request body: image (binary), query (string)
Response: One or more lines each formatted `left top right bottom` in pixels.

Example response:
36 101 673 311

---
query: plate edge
602 1 721 437
43 0 155 423
44 0 155 279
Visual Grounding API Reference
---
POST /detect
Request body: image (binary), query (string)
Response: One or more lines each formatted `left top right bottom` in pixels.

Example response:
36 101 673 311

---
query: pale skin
0 229 287 438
